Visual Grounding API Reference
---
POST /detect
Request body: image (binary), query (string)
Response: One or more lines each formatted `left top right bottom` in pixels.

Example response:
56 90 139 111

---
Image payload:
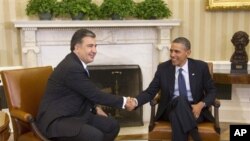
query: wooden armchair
1 66 53 141
148 63 221 141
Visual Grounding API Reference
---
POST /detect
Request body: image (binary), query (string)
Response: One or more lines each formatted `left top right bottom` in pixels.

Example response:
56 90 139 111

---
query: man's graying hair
70 28 96 51
172 37 191 50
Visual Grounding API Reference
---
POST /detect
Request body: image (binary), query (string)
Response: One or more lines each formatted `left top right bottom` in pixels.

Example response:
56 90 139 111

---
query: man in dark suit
127 37 216 141
36 29 131 141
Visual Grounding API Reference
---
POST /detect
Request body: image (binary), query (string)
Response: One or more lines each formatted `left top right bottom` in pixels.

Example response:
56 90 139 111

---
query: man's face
73 36 97 64
170 42 191 67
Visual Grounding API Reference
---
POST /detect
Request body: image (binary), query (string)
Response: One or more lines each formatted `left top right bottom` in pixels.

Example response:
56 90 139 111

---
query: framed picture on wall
206 0 250 10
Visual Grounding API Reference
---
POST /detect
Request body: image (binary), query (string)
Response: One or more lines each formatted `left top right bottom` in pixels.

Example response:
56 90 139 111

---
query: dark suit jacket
136 58 216 121
36 52 123 138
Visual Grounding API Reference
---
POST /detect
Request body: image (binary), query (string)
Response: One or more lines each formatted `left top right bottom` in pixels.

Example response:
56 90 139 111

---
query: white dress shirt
173 60 194 102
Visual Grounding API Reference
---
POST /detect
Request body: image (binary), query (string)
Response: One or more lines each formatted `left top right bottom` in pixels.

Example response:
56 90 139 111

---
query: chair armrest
149 102 156 132
213 99 221 134
11 109 33 123
149 93 161 131
150 99 158 107
11 109 50 141
150 93 160 106
213 99 220 108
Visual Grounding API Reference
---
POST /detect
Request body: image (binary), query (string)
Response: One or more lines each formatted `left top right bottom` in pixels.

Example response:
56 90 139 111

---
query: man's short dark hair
70 29 96 51
172 37 191 50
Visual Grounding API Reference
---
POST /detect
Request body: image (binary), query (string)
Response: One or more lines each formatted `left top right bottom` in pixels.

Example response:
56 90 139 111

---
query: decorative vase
111 14 123 20
70 12 84 20
149 16 157 20
38 13 53 20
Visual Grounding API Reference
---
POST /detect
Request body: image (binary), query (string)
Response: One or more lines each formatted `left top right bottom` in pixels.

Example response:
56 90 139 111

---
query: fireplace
88 65 143 127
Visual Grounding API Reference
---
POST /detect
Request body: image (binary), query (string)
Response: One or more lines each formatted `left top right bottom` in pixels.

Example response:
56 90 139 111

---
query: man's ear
186 50 191 56
73 44 80 53
74 43 81 50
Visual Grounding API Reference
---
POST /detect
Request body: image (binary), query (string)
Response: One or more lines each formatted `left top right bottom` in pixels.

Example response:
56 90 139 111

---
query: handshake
125 97 138 111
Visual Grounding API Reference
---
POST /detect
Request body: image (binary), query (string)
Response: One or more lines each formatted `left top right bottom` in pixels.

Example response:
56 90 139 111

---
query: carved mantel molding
14 20 181 67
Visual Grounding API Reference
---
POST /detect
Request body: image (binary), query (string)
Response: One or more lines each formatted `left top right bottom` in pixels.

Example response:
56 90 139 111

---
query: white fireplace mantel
14 19 181 67
14 20 181 28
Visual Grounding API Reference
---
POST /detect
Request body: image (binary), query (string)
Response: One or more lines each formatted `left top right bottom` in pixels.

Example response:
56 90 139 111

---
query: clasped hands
125 97 137 111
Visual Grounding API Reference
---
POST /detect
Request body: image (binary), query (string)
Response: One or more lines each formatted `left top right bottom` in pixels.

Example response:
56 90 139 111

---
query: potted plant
135 0 172 19
88 3 101 20
58 0 92 20
25 0 57 20
99 0 135 20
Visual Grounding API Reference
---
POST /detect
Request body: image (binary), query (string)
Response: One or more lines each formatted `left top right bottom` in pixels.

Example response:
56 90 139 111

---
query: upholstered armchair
148 63 221 141
1 66 53 141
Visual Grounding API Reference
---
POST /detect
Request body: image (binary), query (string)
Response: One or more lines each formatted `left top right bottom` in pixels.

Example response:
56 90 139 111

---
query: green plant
53 1 65 17
25 0 57 18
58 0 92 19
88 3 101 20
135 0 172 19
100 0 135 20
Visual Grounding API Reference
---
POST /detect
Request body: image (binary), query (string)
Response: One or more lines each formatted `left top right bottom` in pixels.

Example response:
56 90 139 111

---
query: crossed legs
166 96 202 141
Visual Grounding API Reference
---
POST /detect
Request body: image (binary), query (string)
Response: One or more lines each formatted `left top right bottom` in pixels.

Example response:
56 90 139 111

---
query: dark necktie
178 68 187 99
85 67 90 77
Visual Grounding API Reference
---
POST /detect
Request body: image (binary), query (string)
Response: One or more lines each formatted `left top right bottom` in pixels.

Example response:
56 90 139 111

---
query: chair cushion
0 111 10 141
149 121 220 141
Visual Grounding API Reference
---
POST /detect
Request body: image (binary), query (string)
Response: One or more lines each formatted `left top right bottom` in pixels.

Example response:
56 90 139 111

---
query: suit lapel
188 60 197 99
168 64 176 95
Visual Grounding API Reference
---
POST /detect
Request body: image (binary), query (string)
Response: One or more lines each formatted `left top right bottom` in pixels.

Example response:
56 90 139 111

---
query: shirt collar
176 60 188 73
80 60 87 70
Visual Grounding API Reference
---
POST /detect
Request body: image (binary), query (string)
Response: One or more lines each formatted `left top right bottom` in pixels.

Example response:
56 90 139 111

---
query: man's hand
125 97 137 111
191 101 205 119
96 106 108 117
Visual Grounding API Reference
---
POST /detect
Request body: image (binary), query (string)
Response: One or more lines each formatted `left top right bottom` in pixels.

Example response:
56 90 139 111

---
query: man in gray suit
127 37 217 141
36 29 132 141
